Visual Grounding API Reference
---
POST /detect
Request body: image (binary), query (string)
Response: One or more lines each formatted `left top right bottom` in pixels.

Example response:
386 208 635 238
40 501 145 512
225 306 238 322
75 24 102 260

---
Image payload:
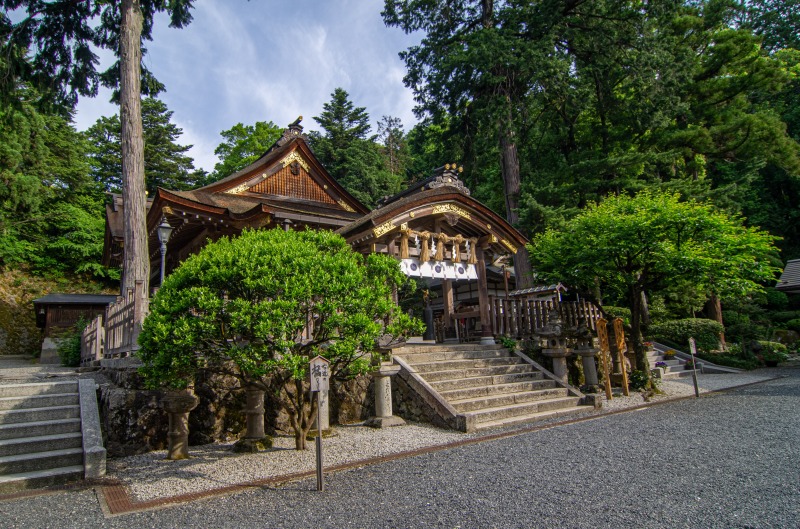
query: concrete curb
78 379 106 479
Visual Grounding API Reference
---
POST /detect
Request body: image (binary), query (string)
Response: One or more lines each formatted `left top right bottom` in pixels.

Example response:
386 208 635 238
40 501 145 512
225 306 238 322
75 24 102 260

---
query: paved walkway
0 356 797 527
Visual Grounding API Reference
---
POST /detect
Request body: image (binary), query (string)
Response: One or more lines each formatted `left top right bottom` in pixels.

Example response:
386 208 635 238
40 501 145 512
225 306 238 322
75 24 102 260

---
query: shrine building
103 119 530 342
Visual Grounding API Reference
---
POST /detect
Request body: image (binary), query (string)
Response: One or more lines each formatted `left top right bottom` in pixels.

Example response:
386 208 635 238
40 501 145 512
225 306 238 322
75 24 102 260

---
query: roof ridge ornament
427 163 470 195
274 116 307 149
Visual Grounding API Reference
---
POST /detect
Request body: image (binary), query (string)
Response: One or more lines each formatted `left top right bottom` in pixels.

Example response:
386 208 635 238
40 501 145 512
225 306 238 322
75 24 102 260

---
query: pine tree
86 97 199 194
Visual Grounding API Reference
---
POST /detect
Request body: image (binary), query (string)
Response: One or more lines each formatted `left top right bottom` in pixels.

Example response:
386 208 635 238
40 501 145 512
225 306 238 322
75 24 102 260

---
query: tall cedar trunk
120 0 149 304
629 285 648 375
704 293 726 349
500 122 534 289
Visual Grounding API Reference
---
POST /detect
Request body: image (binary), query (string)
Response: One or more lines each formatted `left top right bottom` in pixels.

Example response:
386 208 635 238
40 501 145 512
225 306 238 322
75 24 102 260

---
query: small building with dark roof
33 294 117 363
777 259 800 294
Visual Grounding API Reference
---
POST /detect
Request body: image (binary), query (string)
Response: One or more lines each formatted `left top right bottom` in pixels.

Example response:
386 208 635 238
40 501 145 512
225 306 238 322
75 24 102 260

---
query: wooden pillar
476 246 494 344
442 279 454 329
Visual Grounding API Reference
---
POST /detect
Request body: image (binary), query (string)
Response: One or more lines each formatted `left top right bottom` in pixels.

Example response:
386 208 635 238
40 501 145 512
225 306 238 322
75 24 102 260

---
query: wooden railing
489 297 602 338
80 280 148 366
80 315 105 366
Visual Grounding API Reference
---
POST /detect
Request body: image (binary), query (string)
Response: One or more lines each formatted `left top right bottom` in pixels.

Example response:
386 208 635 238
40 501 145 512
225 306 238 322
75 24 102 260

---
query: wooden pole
596 318 613 400
613 318 630 396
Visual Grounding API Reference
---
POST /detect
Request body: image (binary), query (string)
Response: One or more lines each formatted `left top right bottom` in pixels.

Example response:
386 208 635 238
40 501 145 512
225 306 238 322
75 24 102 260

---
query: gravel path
0 365 797 528
108 369 776 503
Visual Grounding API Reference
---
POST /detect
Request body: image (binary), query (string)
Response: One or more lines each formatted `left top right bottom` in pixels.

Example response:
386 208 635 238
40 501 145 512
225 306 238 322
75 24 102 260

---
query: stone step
450 387 570 413
0 448 83 475
0 465 84 494
472 405 588 431
421 363 534 382
0 393 80 411
396 348 511 363
0 432 82 457
0 406 81 425
0 418 82 441
439 379 558 401
0 381 78 399
470 396 583 425
431 372 545 392
409 357 522 373
395 344 506 355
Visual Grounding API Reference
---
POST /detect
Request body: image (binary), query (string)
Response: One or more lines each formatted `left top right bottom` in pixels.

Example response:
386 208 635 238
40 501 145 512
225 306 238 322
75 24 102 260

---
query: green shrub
628 370 649 390
603 306 631 325
765 288 789 310
757 341 789 364
57 318 86 367
697 352 759 370
648 318 723 353
785 319 800 333
771 311 800 323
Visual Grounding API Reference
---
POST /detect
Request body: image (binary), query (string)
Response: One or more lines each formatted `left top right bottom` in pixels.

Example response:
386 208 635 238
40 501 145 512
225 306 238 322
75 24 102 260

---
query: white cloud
75 0 422 174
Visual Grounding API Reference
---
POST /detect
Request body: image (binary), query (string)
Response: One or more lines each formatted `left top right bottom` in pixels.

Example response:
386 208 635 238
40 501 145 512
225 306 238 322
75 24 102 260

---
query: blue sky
74 0 420 173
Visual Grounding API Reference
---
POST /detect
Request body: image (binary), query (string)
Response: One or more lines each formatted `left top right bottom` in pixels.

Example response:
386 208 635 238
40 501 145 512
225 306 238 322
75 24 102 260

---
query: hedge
648 318 723 353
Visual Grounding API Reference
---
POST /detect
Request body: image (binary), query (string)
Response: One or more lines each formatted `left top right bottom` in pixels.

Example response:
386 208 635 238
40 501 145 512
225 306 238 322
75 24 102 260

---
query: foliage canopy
138 228 424 447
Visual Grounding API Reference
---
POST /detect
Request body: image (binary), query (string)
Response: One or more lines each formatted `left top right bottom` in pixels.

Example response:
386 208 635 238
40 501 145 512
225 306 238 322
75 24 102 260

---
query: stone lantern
572 316 600 388
538 309 572 384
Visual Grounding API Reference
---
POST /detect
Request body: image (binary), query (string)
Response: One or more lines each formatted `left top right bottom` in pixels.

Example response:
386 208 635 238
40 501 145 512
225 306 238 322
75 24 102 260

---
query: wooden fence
489 297 602 338
80 280 148 366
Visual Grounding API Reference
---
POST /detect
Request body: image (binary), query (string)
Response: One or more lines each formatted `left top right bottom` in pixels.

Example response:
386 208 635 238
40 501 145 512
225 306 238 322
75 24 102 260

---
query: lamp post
157 216 174 286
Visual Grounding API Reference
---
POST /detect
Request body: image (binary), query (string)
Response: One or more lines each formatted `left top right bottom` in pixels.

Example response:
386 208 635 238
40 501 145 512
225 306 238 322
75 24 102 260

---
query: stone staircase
0 380 88 493
648 349 694 379
393 344 592 432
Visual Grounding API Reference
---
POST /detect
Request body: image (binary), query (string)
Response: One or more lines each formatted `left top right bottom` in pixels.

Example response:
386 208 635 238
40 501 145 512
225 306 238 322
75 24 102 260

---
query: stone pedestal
542 349 572 384
366 363 405 428
575 348 599 386
234 385 271 453
162 389 199 460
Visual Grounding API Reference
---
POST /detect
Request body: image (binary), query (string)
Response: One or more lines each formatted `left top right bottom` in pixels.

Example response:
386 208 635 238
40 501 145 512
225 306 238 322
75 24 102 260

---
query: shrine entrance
337 165 528 343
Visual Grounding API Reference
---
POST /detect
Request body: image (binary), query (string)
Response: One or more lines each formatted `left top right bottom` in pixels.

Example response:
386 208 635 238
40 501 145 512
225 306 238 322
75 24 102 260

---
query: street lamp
157 216 174 286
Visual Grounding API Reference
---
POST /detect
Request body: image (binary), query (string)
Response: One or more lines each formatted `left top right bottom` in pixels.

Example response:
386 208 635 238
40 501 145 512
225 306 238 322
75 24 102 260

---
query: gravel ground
0 365 797 528
108 369 775 503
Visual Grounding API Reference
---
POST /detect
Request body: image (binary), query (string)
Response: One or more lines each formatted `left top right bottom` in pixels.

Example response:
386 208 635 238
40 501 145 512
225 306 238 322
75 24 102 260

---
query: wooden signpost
688 337 700 398
613 318 630 396
309 355 330 492
596 318 613 400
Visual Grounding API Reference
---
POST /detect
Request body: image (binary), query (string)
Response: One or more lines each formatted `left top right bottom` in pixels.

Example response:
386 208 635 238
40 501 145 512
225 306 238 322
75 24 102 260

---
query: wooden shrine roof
777 259 800 294
337 165 528 256
103 119 368 271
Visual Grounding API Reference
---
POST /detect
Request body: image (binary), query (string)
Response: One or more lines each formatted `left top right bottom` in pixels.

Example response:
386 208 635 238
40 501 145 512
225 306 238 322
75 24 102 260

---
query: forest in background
1 0 799 355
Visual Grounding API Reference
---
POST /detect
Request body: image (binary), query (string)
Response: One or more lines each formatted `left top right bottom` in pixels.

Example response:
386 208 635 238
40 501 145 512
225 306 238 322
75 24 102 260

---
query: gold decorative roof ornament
428 163 471 195
373 220 396 237
337 199 356 213
432 203 471 219
280 151 310 173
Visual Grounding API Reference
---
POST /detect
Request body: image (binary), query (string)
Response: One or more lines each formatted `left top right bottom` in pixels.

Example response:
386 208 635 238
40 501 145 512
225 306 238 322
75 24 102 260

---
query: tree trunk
629 285 648 375
704 293 726 349
640 290 651 327
120 0 149 304
499 119 534 289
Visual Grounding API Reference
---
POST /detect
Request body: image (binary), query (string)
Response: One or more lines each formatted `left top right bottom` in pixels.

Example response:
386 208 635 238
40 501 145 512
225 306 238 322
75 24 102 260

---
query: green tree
311 88 401 207
86 97 199 194
529 191 780 380
0 77 112 279
209 120 283 180
138 229 423 450
376 115 409 180
3 0 195 295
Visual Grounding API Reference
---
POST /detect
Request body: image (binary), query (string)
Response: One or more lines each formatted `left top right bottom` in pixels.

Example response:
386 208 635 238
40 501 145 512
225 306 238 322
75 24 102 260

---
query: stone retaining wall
97 368 376 457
